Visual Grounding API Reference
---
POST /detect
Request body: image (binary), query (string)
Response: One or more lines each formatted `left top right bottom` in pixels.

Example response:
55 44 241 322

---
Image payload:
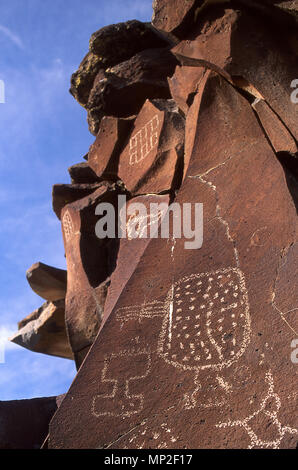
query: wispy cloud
0 24 24 50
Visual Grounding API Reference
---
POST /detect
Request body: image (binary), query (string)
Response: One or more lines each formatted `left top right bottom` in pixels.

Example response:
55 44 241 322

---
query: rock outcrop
0 396 63 449
10 300 73 360
9 0 297 449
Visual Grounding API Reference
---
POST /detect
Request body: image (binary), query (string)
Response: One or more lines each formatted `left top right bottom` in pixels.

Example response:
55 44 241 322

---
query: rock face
10 0 297 450
0 397 62 449
61 184 123 368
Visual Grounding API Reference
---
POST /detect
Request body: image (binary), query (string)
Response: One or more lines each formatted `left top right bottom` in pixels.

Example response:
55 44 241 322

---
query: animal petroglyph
129 115 160 165
216 371 298 449
91 349 151 418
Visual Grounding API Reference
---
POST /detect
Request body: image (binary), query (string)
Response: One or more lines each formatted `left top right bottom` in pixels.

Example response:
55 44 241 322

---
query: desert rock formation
5 0 297 449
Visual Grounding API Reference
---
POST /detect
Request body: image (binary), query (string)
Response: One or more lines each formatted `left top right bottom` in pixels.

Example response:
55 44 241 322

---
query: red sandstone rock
86 47 178 135
10 0 298 451
168 64 206 115
48 73 297 449
0 397 61 449
252 100 298 154
118 99 185 194
172 7 298 139
152 0 197 36
61 184 122 368
102 194 170 325
52 183 102 219
88 116 135 179
26 262 67 302
68 162 99 184
10 300 73 360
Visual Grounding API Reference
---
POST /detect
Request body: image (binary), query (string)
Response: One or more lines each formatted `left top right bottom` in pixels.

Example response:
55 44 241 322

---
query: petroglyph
62 210 74 242
159 268 251 372
114 267 251 409
91 348 151 418
216 371 298 449
129 115 160 165
122 421 179 449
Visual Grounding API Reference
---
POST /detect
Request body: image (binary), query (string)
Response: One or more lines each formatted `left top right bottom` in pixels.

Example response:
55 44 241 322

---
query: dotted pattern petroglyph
129 115 160 165
62 210 74 242
91 348 151 419
216 371 298 449
113 267 251 409
158 268 251 373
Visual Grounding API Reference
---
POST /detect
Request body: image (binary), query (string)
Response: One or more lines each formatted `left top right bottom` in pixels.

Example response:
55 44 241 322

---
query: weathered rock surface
26 262 67 302
52 183 102 219
70 20 171 107
10 300 73 360
0 396 63 449
68 162 99 184
118 99 185 194
252 99 298 154
168 64 206 116
89 20 170 65
61 184 123 368
11 0 298 451
102 194 170 324
152 0 197 37
48 72 297 450
172 7 298 139
88 116 135 179
86 47 178 135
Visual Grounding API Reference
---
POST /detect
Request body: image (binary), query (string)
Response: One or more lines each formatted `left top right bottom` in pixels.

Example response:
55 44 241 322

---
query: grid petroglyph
129 115 160 165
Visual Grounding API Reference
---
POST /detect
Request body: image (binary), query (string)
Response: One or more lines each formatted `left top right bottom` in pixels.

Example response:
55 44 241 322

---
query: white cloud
0 24 24 50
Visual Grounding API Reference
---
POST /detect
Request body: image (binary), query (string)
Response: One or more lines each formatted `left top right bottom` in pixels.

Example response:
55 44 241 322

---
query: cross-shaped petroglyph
129 115 160 165
91 349 151 418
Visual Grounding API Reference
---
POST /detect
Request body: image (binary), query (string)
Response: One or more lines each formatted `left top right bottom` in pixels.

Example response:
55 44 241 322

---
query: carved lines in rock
129 115 159 165
216 371 298 449
62 210 74 242
159 268 251 373
91 348 151 418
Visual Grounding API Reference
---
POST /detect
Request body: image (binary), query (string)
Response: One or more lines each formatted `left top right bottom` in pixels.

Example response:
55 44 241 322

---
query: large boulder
70 20 171 107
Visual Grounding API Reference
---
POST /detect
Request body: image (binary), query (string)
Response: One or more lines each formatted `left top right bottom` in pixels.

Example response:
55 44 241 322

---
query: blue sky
0 0 153 401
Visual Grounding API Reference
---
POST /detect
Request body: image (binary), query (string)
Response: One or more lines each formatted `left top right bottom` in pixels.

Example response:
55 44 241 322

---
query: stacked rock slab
0 396 63 449
10 0 297 449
